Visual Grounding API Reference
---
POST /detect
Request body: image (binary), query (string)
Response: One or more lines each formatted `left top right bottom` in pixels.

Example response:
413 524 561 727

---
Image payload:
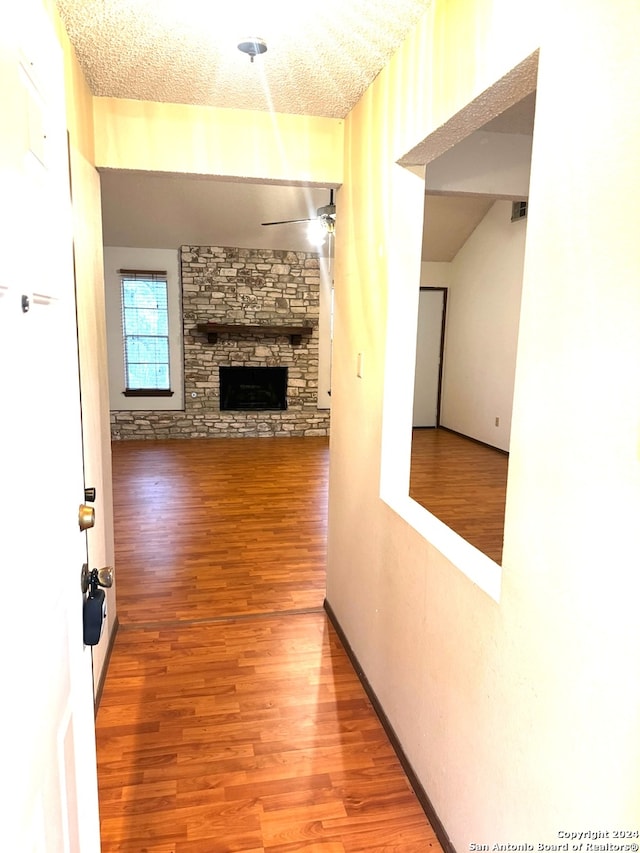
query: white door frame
412 286 447 428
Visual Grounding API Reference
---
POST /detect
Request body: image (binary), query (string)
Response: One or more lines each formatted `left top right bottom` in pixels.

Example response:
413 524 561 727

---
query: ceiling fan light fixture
307 218 327 245
319 213 335 234
237 37 268 63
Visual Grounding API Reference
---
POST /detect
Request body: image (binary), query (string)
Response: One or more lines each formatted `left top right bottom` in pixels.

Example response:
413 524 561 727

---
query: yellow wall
93 97 343 185
327 0 640 846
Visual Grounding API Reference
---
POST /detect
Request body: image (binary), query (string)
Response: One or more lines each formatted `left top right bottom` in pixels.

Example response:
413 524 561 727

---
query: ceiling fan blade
261 191 336 227
261 218 314 226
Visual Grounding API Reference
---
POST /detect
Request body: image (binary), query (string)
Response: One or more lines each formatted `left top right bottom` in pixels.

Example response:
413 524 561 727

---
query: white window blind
120 270 171 393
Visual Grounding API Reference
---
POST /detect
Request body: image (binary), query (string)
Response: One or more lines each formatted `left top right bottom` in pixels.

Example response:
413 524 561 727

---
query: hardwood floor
97 438 443 852
410 428 508 565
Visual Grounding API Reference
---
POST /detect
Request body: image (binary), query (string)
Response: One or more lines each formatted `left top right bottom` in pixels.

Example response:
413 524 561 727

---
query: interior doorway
412 287 447 427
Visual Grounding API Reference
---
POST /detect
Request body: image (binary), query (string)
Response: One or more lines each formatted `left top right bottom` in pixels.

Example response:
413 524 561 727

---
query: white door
412 288 446 427
0 3 101 850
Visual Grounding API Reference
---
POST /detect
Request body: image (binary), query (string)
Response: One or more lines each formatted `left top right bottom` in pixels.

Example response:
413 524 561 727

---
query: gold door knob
78 504 95 531
94 566 114 588
81 564 114 594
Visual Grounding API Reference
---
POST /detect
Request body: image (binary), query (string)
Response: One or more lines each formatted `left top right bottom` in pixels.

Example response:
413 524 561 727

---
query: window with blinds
120 270 172 396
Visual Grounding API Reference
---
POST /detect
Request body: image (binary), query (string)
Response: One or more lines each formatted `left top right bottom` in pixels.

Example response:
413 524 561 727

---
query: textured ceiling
55 0 431 118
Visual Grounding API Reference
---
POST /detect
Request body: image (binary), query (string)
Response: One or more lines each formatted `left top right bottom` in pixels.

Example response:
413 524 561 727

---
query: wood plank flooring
409 428 508 565
110 438 330 624
98 437 443 852
97 615 438 853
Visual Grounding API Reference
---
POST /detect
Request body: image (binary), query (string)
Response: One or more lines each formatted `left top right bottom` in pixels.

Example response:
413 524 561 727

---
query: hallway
96 438 442 852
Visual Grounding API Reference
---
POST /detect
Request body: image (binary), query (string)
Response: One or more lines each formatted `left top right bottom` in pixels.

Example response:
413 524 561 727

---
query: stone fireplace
110 244 330 439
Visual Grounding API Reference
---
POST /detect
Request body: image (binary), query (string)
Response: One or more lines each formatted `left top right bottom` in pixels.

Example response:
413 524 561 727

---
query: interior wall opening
98 174 336 431
380 50 539 600
409 90 536 566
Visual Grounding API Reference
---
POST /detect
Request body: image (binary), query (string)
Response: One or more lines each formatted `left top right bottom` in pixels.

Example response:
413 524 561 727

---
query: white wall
318 254 333 409
104 247 183 411
440 200 526 450
420 261 451 287
425 130 532 198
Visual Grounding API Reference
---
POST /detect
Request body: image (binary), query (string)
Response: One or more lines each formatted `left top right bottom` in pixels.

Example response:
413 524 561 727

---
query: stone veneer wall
110 245 330 439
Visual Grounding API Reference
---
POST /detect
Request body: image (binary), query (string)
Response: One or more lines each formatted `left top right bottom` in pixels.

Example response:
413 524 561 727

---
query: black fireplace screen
219 366 288 411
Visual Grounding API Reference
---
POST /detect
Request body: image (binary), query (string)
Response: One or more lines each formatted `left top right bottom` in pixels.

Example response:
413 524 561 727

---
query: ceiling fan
261 189 336 233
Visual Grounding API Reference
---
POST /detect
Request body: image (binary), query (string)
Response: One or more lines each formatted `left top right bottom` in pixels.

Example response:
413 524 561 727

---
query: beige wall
327 0 640 848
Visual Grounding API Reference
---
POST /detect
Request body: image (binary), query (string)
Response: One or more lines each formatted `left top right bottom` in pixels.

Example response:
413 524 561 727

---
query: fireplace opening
219 366 288 411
